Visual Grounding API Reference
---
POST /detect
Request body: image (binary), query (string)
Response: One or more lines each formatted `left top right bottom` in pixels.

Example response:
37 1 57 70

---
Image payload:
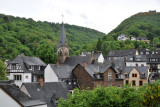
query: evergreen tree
96 38 102 51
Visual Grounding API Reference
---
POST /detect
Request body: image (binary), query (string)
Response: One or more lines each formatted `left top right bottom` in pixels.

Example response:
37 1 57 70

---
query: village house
44 63 78 91
125 55 147 66
0 83 47 107
137 37 150 43
20 80 69 107
6 54 46 87
117 34 129 41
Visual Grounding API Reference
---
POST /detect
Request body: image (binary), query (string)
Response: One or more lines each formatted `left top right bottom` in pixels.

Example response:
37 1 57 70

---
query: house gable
44 64 58 82
72 64 94 89
0 87 22 107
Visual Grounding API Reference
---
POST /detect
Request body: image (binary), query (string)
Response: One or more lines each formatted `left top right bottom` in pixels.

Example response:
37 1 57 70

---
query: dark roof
64 55 92 66
22 82 69 107
126 55 147 62
8 54 46 73
0 84 46 107
147 54 160 63
137 37 148 40
94 52 102 59
123 66 148 78
57 22 69 48
81 51 92 56
0 80 14 85
49 64 75 79
108 49 137 57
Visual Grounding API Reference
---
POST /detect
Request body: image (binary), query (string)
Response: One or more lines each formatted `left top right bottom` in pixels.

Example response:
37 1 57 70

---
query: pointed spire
57 22 69 48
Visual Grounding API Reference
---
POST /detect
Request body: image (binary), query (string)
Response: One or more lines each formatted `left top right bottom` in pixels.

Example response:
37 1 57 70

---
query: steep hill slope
0 14 106 60
105 12 160 40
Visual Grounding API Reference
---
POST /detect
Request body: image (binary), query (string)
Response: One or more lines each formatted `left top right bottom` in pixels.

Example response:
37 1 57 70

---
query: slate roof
22 82 69 107
146 54 160 63
8 54 46 73
126 55 147 62
49 64 75 79
137 37 148 40
81 51 92 56
0 84 46 107
108 49 137 57
122 66 148 79
94 52 102 59
64 55 92 66
57 22 69 48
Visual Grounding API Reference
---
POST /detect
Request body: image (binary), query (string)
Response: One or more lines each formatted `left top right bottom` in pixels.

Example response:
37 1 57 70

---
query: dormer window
130 58 133 60
29 66 32 70
38 66 40 70
68 82 71 85
125 73 128 78
142 72 145 77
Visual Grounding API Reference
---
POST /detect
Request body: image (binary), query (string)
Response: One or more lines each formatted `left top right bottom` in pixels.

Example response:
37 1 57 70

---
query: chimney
56 62 60 67
39 78 43 87
83 62 86 68
20 53 24 57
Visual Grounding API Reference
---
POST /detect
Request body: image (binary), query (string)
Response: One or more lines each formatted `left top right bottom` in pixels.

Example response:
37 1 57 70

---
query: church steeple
57 21 69 64
57 22 69 48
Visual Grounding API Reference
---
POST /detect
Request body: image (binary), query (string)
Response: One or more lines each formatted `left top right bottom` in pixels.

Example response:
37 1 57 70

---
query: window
130 58 133 60
68 82 71 85
74 82 76 85
132 80 136 86
139 81 143 86
14 75 22 81
132 73 137 77
38 66 40 70
126 80 129 85
108 72 112 81
29 66 32 70
140 52 143 55
146 52 149 54
142 72 145 77
125 73 128 78
136 58 141 61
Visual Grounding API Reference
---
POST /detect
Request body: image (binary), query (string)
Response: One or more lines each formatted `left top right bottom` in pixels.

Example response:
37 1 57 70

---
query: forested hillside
0 14 106 62
106 12 160 40
96 12 160 55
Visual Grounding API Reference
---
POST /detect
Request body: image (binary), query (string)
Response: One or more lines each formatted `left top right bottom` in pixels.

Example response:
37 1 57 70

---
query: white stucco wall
44 64 58 82
8 73 23 88
0 88 21 107
98 54 104 63
126 62 146 66
23 73 32 82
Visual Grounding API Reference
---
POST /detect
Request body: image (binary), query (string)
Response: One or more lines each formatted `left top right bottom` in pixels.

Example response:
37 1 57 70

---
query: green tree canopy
36 44 57 64
0 59 8 80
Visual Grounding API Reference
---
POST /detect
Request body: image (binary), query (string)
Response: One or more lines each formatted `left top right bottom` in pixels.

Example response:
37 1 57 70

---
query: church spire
57 21 69 48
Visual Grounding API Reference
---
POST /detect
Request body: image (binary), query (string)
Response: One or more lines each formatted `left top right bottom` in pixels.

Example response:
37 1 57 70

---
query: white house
0 84 47 107
93 51 104 63
117 34 129 41
131 37 136 41
7 54 46 87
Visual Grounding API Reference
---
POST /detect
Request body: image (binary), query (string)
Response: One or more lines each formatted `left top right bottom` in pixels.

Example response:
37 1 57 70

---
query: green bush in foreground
59 81 160 107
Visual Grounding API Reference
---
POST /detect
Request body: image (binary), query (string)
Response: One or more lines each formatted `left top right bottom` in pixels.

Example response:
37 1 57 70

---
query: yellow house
123 66 149 87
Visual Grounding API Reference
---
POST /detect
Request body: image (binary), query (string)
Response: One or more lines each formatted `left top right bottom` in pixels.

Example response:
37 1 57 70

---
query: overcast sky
0 0 160 34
